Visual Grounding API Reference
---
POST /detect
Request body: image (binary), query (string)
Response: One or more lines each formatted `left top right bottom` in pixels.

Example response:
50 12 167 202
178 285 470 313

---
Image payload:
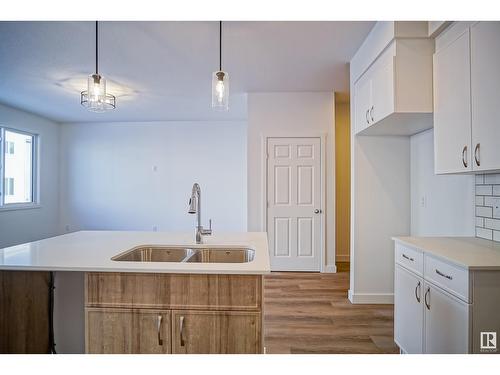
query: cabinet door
371 57 395 124
471 22 500 171
86 309 171 354
354 73 372 133
394 265 424 353
433 30 472 173
171 310 261 354
423 282 469 354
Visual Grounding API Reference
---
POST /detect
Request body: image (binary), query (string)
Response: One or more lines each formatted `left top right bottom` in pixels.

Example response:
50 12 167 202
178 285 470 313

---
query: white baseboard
322 264 337 273
336 255 350 262
348 290 394 304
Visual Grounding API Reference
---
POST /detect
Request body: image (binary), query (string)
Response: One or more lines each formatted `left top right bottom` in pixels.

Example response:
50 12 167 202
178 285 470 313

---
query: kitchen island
0 231 270 354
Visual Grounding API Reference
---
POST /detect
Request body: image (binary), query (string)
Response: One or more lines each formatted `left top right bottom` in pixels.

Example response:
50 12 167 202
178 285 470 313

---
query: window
0 127 38 207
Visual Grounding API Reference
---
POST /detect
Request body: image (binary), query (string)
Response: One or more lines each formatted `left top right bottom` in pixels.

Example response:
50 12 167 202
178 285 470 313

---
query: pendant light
212 21 229 111
81 21 116 112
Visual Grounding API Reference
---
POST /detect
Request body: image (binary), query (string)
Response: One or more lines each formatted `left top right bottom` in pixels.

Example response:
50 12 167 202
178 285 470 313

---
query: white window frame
0 126 40 211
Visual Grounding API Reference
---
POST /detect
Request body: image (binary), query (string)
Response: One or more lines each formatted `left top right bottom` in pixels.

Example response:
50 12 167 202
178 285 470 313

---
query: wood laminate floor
263 267 398 354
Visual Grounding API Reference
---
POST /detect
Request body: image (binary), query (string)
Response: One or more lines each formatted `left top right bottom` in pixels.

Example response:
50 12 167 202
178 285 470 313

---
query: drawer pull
435 269 453 280
462 145 468 168
157 315 163 346
415 281 421 303
180 316 185 347
424 287 430 310
402 253 414 262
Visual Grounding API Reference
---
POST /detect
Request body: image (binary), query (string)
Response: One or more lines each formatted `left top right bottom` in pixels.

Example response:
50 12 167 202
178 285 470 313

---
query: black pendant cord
219 21 222 71
48 271 57 354
95 21 99 75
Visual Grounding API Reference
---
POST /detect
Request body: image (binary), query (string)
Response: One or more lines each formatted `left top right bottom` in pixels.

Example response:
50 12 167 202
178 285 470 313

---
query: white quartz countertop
0 231 271 274
393 236 500 270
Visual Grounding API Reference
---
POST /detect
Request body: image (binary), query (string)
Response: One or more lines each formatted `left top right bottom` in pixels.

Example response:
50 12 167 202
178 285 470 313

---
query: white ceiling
0 21 374 123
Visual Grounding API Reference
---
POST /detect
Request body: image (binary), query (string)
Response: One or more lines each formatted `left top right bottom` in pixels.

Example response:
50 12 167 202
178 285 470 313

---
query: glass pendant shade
81 74 116 112
211 70 229 111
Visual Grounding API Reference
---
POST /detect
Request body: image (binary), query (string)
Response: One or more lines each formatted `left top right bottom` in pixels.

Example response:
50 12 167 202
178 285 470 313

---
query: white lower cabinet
394 265 424 353
394 243 472 354
423 282 470 354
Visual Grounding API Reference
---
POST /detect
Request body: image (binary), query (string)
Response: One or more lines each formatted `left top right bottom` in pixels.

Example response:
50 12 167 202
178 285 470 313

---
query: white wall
247 92 336 272
410 129 475 236
59 121 247 233
0 103 60 248
349 135 411 303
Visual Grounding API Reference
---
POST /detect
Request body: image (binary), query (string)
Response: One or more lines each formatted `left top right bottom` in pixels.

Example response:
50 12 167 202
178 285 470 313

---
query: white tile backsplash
476 185 493 196
475 173 500 242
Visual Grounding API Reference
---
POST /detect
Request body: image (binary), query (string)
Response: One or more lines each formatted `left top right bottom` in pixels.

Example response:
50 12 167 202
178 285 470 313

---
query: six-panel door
86 309 171 354
394 265 424 354
266 137 322 271
171 310 261 354
423 282 469 354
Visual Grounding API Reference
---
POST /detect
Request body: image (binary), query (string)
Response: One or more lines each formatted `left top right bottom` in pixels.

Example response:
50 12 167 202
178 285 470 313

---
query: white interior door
266 137 322 271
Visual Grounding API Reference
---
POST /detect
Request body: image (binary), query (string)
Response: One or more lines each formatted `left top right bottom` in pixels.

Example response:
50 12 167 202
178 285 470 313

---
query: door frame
260 132 328 272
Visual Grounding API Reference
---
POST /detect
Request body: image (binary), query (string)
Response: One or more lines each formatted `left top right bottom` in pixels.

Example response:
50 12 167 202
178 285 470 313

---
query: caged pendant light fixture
81 21 116 112
211 21 229 111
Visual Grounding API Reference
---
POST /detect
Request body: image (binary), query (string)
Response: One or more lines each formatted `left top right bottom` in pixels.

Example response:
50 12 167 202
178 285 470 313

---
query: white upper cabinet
353 70 372 133
470 22 500 172
433 28 472 173
434 21 500 174
351 22 434 136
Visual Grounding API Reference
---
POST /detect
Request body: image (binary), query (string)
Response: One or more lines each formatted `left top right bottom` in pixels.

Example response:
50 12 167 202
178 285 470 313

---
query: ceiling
0 21 374 123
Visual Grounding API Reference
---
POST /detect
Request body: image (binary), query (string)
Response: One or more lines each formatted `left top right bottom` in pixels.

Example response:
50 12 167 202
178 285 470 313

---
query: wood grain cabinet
85 273 263 354
86 309 171 354
171 310 261 354
434 21 500 174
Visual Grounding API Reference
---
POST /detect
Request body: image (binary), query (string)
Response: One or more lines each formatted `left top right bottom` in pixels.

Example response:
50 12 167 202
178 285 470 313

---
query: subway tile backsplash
476 173 500 242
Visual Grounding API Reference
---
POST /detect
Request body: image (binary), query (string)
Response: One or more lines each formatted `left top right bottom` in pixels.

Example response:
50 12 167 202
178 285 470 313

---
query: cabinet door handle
424 287 430 310
179 316 185 347
157 315 163 346
370 105 374 122
474 143 481 167
435 269 453 280
365 109 370 124
462 145 468 168
402 253 414 262
415 281 421 303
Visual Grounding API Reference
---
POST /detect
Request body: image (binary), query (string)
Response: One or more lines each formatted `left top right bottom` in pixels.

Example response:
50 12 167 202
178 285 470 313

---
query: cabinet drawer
424 255 470 302
85 273 262 311
395 243 423 276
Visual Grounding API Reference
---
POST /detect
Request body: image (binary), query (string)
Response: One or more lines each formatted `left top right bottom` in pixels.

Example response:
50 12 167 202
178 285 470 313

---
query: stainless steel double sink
111 246 255 263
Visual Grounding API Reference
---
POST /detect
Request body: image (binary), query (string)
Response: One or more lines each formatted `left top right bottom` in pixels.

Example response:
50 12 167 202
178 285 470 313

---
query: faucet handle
209 219 212 231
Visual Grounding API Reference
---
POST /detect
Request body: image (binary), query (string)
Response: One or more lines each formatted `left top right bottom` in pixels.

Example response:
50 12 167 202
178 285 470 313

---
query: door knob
314 209 321 214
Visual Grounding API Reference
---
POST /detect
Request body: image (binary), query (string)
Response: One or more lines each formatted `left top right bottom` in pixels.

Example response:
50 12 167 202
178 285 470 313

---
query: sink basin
186 248 255 263
111 246 196 262
111 246 255 263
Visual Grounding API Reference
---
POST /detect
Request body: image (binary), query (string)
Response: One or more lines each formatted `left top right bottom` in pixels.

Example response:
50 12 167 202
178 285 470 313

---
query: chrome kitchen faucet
188 183 212 244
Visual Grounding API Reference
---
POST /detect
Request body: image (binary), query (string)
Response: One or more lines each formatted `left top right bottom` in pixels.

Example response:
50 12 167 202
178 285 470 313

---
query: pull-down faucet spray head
188 183 200 214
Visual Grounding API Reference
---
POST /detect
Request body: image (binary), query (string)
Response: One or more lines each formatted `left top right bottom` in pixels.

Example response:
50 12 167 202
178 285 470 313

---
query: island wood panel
171 310 262 354
85 273 262 311
0 271 50 354
86 308 171 354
